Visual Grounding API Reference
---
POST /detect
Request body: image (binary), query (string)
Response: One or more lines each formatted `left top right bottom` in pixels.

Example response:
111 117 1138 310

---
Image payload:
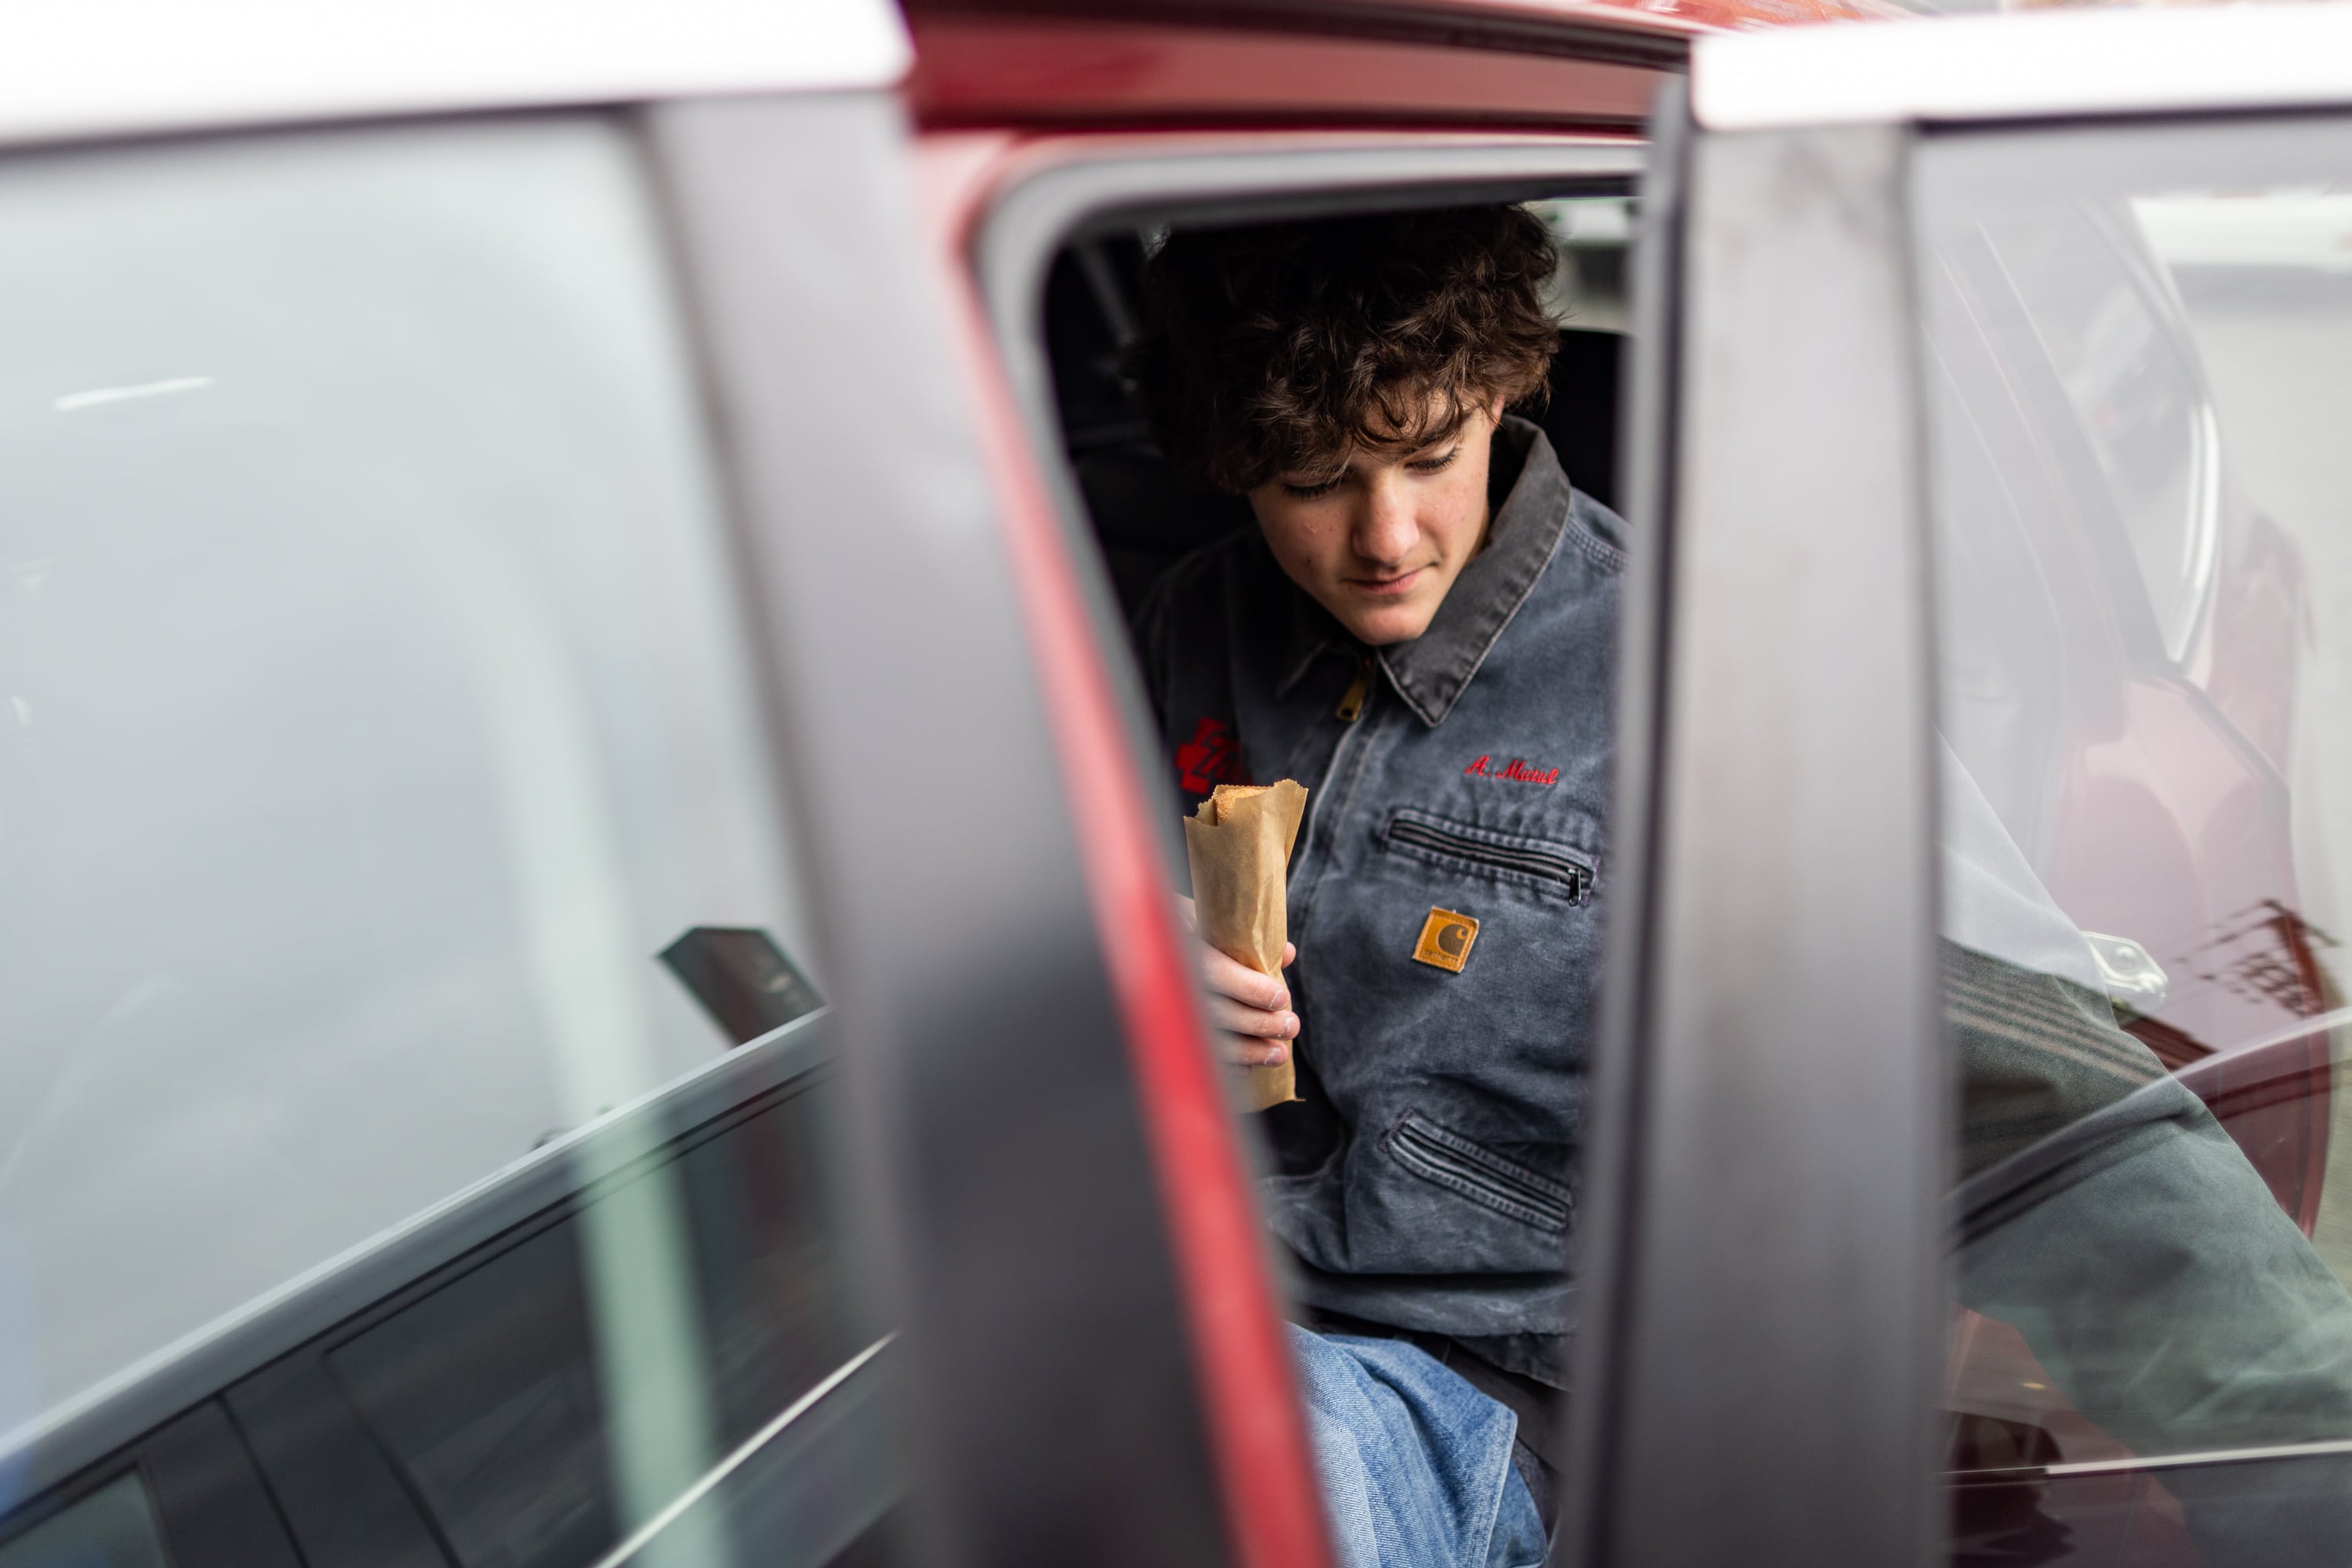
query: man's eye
1281 477 1343 499
1406 448 1461 474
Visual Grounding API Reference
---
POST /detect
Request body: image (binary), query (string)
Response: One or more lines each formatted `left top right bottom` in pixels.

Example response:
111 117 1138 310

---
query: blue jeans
1290 1325 1548 1568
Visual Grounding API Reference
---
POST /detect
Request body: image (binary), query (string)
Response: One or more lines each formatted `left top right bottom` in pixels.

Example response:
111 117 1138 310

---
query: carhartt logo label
1412 907 1479 973
1176 716 1247 795
1464 754 1560 786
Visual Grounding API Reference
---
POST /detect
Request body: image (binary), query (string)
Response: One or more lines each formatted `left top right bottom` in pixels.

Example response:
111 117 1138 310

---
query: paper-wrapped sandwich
1183 780 1310 1112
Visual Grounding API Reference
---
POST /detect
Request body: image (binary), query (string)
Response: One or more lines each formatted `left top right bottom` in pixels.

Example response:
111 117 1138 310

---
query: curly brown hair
1127 205 1559 492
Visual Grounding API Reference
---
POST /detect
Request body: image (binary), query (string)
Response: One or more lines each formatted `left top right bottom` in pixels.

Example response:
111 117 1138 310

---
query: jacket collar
1274 416 1570 727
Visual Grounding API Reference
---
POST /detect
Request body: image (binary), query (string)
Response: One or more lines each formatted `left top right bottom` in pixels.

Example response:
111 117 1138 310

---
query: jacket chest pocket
1380 808 1595 905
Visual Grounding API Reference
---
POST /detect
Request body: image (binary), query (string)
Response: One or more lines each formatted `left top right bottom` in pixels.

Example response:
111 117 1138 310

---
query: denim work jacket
1134 419 1622 1382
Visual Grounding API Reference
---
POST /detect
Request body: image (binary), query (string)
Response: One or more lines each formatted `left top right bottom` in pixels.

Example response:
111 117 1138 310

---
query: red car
7 2 2351 1566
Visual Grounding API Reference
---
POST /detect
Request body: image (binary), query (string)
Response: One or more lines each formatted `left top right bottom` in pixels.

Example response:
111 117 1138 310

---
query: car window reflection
1924 125 2352 1565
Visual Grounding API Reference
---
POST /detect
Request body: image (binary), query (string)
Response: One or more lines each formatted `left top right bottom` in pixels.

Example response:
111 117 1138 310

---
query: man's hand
1178 895 1299 1068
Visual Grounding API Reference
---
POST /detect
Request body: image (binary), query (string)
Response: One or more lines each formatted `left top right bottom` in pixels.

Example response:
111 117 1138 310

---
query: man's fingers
1282 941 1297 967
1229 1037 1291 1069
1201 944 1290 1011
1210 993 1298 1040
1177 895 1196 931
1184 909 1297 1071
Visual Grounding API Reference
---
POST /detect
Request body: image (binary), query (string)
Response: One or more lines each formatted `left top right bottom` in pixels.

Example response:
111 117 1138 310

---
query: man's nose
1352 473 1418 568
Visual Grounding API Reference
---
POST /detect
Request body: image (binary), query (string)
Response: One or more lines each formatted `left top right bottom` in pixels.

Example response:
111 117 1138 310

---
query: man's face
1245 394 1505 647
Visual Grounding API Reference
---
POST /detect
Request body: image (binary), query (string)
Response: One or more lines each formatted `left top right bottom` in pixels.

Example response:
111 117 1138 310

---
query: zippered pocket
1382 810 1595 903
1385 1111 1573 1232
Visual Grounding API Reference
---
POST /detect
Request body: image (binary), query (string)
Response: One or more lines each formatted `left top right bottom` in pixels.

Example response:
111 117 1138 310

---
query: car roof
1694 0 2352 130
1374 0 1911 39
3 0 1916 154
904 0 1910 56
1 0 911 150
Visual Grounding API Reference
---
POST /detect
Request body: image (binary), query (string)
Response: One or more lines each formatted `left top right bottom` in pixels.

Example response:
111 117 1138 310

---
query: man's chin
1342 602 1438 647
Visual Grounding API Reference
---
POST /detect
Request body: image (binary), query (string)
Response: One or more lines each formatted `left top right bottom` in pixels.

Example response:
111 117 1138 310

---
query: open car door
1568 11 2352 1566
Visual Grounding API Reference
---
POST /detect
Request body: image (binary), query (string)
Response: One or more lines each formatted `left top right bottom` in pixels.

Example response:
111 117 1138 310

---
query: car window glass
1976 201 2216 661
1920 119 2352 1565
1530 194 1633 332
0 118 820 1443
0 1475 167 1568
325 1087 876 1568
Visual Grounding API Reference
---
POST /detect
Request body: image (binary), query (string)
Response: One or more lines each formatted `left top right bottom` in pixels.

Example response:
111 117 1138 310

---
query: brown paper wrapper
1184 780 1309 1112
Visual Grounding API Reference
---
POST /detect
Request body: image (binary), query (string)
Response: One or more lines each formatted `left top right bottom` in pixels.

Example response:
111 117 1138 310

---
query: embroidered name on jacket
1175 715 1247 794
1463 754 1560 786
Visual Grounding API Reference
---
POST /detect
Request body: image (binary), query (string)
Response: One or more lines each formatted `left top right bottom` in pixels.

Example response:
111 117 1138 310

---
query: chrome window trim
1694 4 2352 134
1962 1433 2352 1483
591 1334 898 1568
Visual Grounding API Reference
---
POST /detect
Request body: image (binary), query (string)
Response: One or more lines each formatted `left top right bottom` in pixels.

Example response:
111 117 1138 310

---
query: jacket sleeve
1951 943 2352 1559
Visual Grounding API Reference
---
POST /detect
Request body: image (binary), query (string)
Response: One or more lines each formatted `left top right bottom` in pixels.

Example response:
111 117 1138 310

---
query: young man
1131 206 1592 1568
1127 205 2352 1567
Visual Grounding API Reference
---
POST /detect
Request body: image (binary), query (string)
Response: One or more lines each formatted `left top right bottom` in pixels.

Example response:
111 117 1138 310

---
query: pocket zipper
1389 1116 1573 1232
1386 816 1593 902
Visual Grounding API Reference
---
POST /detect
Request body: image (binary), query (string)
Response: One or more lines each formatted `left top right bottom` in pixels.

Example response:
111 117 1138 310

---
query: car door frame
956 122 1646 1543
1572 19 2352 1566
963 103 1952 1568
1558 80 1947 1568
648 90 1279 1568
